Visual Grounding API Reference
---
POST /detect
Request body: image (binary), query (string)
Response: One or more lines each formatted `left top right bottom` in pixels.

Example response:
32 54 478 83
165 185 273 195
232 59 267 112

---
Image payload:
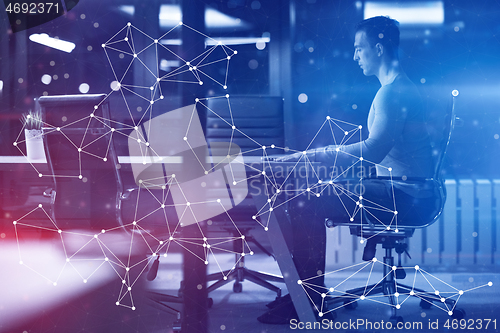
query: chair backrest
205 96 284 156
37 94 123 230
433 90 459 180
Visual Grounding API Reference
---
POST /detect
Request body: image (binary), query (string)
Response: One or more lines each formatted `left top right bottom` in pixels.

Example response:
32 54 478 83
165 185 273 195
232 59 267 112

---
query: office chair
324 90 463 323
37 94 124 230
204 96 285 296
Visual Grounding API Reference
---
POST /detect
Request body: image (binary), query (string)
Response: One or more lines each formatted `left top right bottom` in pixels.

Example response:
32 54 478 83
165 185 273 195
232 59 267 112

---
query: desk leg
252 192 317 323
181 224 208 333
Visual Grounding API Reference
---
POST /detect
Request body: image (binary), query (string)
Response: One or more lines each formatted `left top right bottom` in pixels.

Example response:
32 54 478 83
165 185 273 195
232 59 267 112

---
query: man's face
353 31 380 76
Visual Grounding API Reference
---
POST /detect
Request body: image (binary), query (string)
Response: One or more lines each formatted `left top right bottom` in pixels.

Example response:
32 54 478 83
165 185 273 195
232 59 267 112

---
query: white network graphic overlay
12 22 492 315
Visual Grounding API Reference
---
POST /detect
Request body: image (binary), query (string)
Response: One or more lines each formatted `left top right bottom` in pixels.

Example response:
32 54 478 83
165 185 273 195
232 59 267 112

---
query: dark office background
0 0 499 176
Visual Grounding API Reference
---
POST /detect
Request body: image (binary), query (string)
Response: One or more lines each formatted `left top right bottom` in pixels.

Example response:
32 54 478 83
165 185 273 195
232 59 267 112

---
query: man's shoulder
374 75 422 111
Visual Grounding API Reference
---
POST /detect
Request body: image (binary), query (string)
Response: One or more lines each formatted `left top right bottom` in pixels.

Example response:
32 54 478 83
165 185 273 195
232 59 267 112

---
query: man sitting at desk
258 16 441 324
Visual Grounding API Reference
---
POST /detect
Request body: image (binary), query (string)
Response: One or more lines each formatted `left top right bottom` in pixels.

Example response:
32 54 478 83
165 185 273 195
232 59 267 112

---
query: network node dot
264 227 268 231
359 125 362 129
205 261 208 265
78 175 83 179
392 266 397 271
223 276 227 280
105 257 109 261
344 131 348 135
38 204 43 208
372 258 377 262
250 251 254 255
90 113 94 117
133 221 137 225
271 144 275 148
441 298 445 302
161 204 165 208
169 236 174 240
434 290 439 295
217 199 221 203
183 137 187 141
199 81 203 85
232 125 236 129
133 54 137 58
226 94 230 98
233 181 236 185
335 148 340 152
395 229 399 233
386 226 391 230
19 261 23 265
448 311 453 316
326 116 330 120
154 39 158 43
186 202 191 206
134 126 138 130
241 253 245 256
132 307 136 311
150 86 154 91
13 221 16 225
78 148 82 152
94 234 98 238
172 174 176 178
316 194 320 197
415 265 420 270
234 51 238 54
103 158 107 162
101 44 106 48
223 85 227 89
410 291 415 296
297 280 302 285
13 142 17 146
388 167 392 171
128 287 131 291
276 189 281 193
321 293 326 298
160 95 164 99
126 267 130 271
66 258 70 262
83 279 87 283
150 100 154 104
226 56 230 60
179 21 183 25
359 157 363 161
488 282 493 286
57 127 60 131
459 290 463 295
58 229 62 234
302 151 307 155
396 304 401 309
116 302 120 305
306 188 310 192
252 216 256 220
53 282 57 286
395 292 399 297
360 295 365 300
261 171 266 175
269 208 273 211
122 280 126 284
318 312 323 317
394 211 398 215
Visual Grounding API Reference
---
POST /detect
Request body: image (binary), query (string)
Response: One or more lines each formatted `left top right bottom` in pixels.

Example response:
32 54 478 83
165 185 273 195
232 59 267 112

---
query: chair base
207 266 283 297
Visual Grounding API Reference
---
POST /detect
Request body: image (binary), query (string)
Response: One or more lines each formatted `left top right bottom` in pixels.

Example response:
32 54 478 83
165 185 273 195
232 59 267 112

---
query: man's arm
273 84 408 165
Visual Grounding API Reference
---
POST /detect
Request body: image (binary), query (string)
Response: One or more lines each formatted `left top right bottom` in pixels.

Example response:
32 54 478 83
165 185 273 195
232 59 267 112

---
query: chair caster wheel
451 308 466 320
207 297 214 308
233 282 243 293
172 320 182 332
390 315 404 325
419 299 432 309
344 300 358 310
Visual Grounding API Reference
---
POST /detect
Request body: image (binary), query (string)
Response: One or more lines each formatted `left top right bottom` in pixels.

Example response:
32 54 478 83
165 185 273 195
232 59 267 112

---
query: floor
1 235 500 333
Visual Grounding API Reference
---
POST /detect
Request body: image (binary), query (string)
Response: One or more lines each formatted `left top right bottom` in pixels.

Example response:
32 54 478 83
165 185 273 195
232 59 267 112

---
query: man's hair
355 16 400 59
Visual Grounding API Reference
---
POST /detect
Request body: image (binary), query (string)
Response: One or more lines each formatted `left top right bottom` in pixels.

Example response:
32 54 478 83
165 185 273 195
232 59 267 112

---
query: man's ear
375 43 383 57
